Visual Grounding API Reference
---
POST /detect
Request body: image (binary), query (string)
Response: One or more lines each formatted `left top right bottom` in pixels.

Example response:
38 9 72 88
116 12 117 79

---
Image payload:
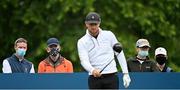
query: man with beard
77 12 131 89
38 38 73 73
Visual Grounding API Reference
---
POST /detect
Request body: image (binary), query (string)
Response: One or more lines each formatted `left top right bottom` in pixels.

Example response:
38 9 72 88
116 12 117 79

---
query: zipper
140 64 142 72
94 38 100 46
54 65 56 72
91 37 99 46
96 38 100 46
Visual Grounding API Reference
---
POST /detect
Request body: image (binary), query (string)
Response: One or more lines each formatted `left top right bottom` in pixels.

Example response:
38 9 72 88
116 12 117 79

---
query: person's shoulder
64 58 72 63
102 30 114 34
4 55 14 61
78 33 88 42
64 58 72 64
2 58 9 64
127 57 137 66
127 57 137 65
78 31 89 40
147 59 156 63
101 30 115 38
127 57 136 62
24 59 34 65
146 59 157 65
3 57 10 61
78 34 86 39
77 34 90 46
39 59 47 64
3 55 15 64
167 67 173 72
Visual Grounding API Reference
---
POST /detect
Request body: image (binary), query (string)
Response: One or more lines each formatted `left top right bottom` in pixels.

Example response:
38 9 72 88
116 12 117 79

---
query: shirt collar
46 55 64 66
86 28 102 37
13 54 24 62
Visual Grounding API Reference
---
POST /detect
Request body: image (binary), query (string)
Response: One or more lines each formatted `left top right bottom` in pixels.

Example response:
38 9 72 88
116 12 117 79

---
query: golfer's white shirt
77 28 128 75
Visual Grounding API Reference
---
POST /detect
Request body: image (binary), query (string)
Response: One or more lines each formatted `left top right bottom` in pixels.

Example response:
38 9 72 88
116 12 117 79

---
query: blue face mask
138 50 149 57
16 48 26 57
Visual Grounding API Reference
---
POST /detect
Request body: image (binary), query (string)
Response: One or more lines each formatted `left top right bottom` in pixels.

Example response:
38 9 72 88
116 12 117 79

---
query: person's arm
116 51 129 73
38 61 45 73
67 60 73 73
77 40 94 74
126 59 131 72
151 61 160 72
109 31 131 88
30 64 35 73
109 31 129 73
2 59 12 73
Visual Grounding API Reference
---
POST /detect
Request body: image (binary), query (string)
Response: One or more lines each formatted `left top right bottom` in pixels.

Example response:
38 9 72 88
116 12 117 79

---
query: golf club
100 43 122 73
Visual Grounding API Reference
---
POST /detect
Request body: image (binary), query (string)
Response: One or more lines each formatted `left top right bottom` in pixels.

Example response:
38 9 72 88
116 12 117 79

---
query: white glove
123 73 131 88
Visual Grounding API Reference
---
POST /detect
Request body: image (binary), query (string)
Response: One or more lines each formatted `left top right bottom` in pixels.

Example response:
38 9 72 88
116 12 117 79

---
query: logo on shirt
145 66 150 69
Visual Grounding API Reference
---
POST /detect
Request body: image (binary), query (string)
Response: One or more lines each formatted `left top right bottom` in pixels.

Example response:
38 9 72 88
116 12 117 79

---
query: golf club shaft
100 53 120 73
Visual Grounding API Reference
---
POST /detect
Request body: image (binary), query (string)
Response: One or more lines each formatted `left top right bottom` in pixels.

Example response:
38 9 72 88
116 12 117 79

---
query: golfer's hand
92 69 101 77
123 73 131 88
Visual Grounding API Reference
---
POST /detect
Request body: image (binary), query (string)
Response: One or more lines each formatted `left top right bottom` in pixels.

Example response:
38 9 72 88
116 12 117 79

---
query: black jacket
127 56 160 72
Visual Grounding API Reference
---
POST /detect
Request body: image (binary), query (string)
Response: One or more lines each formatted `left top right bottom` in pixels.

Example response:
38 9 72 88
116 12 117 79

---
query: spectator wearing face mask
127 39 160 72
155 47 173 72
2 38 35 73
38 38 73 73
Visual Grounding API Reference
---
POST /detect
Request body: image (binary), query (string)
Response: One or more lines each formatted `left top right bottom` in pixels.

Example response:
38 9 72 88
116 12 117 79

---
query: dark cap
47 38 59 46
85 12 101 24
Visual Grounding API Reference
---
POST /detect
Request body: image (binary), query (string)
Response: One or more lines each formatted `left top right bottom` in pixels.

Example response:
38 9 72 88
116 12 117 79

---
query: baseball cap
136 39 150 48
47 38 59 47
155 47 167 56
85 12 101 24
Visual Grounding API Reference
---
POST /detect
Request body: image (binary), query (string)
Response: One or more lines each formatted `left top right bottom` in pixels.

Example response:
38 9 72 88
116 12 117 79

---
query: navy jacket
7 54 33 73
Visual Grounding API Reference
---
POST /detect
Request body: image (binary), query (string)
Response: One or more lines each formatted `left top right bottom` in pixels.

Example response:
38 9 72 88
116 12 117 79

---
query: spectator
2 38 35 73
38 38 73 73
127 39 159 72
155 47 173 72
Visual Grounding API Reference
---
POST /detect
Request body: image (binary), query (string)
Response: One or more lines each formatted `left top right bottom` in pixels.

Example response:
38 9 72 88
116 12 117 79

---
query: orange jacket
38 56 73 73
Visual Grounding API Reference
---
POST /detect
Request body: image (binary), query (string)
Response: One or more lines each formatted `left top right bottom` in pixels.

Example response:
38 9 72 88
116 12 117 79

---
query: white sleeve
2 59 12 73
117 51 129 73
109 31 129 73
30 64 35 73
77 40 94 74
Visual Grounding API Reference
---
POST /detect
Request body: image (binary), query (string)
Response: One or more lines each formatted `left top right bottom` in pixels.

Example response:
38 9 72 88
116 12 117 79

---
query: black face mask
49 48 59 57
156 56 166 65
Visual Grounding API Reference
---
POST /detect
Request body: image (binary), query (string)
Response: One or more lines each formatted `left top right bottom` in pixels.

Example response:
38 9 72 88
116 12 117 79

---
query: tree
0 0 180 72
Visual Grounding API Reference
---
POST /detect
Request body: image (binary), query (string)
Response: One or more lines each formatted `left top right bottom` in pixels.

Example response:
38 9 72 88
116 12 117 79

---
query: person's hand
92 69 101 77
123 73 131 88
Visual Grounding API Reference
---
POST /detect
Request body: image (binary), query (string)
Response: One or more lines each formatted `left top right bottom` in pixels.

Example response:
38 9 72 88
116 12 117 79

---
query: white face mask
138 50 149 58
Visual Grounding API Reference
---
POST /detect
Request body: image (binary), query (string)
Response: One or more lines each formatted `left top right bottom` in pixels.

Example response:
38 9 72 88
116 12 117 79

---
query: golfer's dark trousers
88 73 119 89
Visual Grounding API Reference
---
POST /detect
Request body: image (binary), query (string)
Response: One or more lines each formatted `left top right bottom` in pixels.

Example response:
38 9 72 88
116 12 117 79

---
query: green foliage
0 0 180 72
